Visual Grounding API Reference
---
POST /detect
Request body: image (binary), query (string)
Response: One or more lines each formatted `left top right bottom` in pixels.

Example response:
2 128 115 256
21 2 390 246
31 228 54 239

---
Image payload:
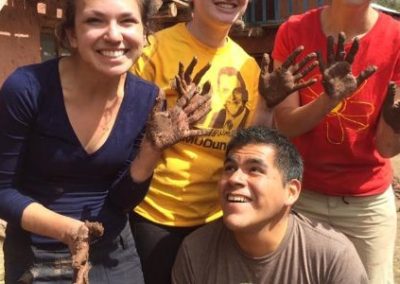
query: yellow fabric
132 23 260 226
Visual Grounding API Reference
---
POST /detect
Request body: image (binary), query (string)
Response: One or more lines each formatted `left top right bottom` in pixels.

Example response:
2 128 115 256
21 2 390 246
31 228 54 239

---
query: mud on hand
258 46 318 108
146 57 213 149
318 32 377 101
382 82 400 134
71 221 104 284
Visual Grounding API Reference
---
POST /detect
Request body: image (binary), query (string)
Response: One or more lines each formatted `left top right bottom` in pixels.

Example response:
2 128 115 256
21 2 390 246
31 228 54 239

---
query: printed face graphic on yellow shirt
226 87 246 117
209 67 249 131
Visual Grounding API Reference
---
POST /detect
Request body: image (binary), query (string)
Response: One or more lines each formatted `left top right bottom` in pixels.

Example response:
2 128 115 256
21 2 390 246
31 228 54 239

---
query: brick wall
0 2 40 86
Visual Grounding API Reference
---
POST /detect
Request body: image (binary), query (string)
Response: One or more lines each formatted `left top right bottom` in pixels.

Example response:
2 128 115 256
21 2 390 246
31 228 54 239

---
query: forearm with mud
21 203 104 284
21 202 84 244
375 115 400 158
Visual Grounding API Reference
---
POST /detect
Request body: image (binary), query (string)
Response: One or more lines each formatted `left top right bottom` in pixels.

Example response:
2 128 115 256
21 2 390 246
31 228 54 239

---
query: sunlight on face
219 144 290 234
68 0 144 76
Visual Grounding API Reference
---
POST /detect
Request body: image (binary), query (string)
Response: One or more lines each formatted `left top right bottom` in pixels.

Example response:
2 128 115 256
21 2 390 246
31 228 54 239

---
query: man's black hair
226 126 303 184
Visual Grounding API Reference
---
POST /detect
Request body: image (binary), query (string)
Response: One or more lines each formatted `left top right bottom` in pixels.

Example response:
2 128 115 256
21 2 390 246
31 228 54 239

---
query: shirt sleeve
0 68 39 225
272 21 292 63
171 242 195 284
108 167 152 213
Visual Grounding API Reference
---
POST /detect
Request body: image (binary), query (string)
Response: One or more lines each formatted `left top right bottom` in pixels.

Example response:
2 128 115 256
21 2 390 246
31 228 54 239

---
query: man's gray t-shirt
172 212 367 284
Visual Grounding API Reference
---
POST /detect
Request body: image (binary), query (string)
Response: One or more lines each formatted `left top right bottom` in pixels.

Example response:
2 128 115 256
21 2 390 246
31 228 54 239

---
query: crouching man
172 126 367 284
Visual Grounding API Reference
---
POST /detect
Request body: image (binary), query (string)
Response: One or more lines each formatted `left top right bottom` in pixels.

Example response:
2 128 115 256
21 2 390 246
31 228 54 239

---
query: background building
0 0 331 85
1 0 399 84
0 0 65 85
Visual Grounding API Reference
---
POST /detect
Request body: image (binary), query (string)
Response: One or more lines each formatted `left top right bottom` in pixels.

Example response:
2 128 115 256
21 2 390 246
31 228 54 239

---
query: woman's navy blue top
0 58 158 245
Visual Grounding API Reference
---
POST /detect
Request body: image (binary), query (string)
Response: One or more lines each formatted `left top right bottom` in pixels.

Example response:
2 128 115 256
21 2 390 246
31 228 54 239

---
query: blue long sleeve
0 59 158 245
0 67 39 224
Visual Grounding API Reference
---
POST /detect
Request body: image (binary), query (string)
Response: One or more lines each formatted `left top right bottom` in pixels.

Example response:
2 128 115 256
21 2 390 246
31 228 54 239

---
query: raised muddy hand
258 46 318 108
383 82 400 133
146 58 212 149
318 32 377 101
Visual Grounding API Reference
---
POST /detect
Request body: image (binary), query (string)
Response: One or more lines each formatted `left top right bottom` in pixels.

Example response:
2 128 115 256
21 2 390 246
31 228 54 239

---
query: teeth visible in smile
99 50 126 57
227 194 250 203
217 3 236 9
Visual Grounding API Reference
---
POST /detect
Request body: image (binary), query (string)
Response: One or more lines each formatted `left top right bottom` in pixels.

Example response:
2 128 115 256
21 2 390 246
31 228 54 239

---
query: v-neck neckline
56 58 129 157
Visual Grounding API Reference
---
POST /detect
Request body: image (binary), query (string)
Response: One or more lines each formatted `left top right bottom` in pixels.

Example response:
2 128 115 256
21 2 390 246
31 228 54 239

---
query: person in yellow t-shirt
130 1 317 283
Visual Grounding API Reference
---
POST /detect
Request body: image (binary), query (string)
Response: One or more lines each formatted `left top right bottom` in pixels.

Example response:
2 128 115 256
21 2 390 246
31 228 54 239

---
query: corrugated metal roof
371 2 400 15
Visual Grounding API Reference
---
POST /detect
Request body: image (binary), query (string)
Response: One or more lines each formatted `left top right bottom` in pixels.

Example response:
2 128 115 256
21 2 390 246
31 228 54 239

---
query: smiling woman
0 0 161 283
61 0 146 77
0 1 212 281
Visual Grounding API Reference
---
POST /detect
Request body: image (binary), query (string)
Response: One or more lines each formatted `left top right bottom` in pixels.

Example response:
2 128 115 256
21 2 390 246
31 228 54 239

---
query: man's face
192 0 249 27
219 144 297 234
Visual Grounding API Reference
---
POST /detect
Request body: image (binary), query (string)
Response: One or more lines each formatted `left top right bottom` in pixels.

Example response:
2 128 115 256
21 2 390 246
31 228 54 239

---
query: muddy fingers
193 63 211 85
383 82 400 133
335 32 346 61
71 221 104 284
186 96 212 124
282 46 304 70
356 65 377 87
259 46 317 108
318 32 377 100
292 52 317 76
345 37 360 64
175 58 211 107
184 57 198 82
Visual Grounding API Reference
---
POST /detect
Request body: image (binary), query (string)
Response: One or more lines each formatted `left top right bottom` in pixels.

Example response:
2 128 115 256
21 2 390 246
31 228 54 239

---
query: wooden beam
170 0 190 8
0 0 6 11
151 2 178 20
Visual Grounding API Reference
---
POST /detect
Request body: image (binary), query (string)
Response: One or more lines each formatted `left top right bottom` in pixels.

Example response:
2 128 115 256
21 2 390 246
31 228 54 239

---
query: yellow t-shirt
132 23 260 226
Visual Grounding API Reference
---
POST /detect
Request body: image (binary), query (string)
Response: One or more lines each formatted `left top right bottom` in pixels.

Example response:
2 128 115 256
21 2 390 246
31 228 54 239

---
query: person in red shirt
271 0 400 283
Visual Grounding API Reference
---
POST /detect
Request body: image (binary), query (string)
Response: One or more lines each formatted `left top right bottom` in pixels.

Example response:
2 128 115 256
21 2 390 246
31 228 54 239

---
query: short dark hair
56 0 157 50
226 126 303 184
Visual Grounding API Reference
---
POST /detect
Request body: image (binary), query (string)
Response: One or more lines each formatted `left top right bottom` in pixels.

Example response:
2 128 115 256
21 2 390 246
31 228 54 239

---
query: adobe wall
0 3 40 86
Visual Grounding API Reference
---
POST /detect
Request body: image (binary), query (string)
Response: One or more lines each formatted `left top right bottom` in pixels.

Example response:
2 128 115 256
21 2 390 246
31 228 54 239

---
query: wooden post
151 2 178 20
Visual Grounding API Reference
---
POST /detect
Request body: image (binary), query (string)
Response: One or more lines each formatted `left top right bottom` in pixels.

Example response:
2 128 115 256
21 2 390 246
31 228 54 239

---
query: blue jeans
4 221 144 284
